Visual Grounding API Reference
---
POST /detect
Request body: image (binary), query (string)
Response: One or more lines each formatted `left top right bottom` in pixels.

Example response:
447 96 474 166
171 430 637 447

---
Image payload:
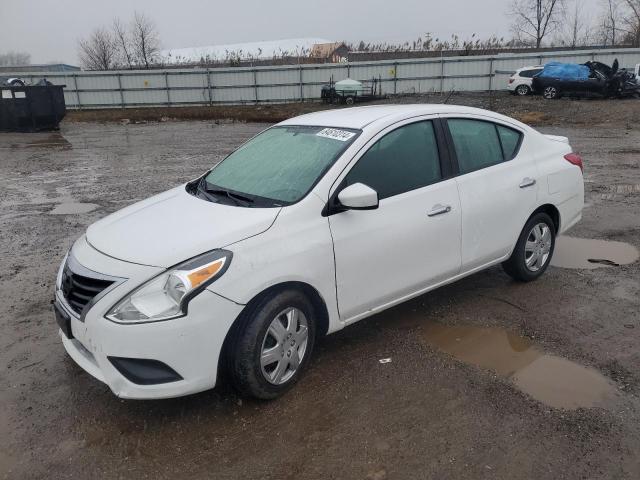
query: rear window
448 119 504 174
448 119 523 174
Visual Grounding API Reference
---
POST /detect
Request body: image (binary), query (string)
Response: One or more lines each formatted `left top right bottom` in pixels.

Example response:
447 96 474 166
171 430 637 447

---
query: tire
345 96 355 105
543 86 559 99
229 289 316 399
502 212 556 282
515 84 531 96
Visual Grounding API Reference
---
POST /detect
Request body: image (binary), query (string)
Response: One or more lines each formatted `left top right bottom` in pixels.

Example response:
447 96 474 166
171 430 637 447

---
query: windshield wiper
200 182 254 206
207 188 254 205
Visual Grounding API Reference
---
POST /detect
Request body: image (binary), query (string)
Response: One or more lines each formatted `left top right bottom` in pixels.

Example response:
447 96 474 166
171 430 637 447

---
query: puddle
551 236 639 270
419 323 618 409
9 133 72 150
49 202 99 215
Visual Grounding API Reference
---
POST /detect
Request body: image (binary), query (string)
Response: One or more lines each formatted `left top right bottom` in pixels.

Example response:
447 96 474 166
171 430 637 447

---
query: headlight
105 250 232 323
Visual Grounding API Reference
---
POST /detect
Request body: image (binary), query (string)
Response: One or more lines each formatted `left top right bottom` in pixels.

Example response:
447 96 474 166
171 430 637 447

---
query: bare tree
560 0 593 47
78 27 117 70
112 18 134 69
622 0 640 45
131 12 160 69
599 0 622 45
509 0 565 47
0 51 31 66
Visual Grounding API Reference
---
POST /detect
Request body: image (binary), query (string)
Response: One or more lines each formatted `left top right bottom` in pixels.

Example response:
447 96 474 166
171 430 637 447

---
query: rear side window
520 69 543 78
448 119 504 174
497 125 522 160
344 121 441 200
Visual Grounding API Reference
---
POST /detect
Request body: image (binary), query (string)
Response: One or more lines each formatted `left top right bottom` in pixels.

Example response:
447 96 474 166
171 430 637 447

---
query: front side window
203 125 359 205
448 119 505 174
343 121 441 200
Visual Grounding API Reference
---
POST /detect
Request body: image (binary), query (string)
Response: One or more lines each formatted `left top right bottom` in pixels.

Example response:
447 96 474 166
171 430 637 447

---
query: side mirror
337 183 379 210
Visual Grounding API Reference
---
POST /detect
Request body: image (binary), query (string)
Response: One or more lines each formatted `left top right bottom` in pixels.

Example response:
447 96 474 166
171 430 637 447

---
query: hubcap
524 223 553 272
544 87 556 98
517 85 528 95
260 307 309 385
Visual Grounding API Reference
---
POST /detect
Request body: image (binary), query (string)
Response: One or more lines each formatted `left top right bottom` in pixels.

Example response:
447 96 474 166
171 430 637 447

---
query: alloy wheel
524 223 552 272
260 307 309 385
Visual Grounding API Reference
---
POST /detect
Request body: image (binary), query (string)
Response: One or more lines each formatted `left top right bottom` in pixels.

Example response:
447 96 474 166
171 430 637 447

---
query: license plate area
54 301 73 339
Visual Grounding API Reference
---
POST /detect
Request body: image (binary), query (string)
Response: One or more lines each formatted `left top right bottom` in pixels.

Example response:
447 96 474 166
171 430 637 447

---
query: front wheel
502 212 556 282
229 289 316 399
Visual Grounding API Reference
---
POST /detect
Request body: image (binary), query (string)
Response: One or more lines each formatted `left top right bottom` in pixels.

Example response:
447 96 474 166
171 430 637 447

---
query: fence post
117 73 125 109
488 57 494 91
393 62 398 95
253 69 258 104
164 72 170 107
440 53 445 94
206 69 213 106
299 64 304 102
347 62 351 78
73 74 81 110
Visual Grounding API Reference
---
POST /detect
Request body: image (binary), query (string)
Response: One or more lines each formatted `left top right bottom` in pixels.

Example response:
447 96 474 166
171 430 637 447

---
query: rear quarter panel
533 135 584 233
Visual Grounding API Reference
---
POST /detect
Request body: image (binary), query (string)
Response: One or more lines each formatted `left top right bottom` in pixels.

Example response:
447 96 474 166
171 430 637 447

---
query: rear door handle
427 204 452 217
519 177 536 188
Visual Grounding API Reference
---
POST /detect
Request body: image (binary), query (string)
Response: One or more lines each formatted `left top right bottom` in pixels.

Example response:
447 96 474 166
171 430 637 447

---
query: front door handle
519 177 536 188
427 204 452 217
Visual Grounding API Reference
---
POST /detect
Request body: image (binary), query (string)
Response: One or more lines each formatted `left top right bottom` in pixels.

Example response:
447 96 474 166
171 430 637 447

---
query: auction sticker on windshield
316 128 356 142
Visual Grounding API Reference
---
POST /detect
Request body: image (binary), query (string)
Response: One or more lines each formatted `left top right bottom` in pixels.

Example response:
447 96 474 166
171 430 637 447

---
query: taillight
509 78 515 84
564 153 583 172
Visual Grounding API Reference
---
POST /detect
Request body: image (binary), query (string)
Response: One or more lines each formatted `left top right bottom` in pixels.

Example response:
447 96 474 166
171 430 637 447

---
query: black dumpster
0 84 67 132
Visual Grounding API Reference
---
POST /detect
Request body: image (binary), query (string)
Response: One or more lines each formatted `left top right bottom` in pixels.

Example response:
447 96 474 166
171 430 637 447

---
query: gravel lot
1 94 640 479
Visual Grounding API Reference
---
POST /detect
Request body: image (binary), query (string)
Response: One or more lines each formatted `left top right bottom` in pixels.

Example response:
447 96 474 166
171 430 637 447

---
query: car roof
278 104 524 130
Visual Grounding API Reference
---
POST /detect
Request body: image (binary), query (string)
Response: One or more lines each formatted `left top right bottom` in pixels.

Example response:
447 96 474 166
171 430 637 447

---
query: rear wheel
543 86 559 99
503 212 556 282
229 289 316 399
515 84 531 96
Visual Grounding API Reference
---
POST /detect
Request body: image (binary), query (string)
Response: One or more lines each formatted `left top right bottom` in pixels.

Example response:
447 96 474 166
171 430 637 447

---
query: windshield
202 125 359 206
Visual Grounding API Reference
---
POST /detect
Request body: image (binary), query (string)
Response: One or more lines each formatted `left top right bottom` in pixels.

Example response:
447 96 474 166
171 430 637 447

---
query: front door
328 119 462 322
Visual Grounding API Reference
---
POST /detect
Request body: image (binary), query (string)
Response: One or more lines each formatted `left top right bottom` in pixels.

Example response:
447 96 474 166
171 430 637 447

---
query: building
309 42 350 62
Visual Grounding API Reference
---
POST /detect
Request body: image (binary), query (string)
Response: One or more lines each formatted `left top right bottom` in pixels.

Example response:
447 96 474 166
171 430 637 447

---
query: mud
1 101 640 479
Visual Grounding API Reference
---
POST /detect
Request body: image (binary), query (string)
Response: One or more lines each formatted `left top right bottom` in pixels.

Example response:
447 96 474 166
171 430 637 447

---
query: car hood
86 185 281 267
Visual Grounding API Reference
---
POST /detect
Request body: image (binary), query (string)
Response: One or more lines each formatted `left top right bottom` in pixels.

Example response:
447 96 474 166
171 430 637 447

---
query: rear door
328 118 462 321
443 116 538 272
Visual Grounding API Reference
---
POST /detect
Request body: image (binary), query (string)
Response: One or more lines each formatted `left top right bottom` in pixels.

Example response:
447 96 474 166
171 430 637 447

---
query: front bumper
55 237 244 399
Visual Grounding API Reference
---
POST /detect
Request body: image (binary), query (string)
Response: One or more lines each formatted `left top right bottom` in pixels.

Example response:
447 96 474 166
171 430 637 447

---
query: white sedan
53 105 584 399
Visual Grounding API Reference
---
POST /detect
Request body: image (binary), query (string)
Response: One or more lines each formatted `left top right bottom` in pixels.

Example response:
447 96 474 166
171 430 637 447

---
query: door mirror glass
337 183 379 210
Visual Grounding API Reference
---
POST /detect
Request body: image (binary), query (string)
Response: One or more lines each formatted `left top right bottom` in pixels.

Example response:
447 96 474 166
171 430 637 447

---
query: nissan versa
53 105 584 399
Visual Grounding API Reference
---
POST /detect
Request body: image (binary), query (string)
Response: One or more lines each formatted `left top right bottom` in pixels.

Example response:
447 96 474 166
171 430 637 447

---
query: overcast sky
2 0 600 65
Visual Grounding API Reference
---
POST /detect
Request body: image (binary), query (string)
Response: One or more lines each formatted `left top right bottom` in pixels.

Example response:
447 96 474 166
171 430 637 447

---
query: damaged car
531 59 640 99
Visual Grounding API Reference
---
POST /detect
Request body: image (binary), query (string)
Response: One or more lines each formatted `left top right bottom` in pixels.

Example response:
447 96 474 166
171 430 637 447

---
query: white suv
53 105 584 400
508 66 544 96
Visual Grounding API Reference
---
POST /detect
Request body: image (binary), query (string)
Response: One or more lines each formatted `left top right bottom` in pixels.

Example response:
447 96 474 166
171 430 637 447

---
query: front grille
60 264 114 315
